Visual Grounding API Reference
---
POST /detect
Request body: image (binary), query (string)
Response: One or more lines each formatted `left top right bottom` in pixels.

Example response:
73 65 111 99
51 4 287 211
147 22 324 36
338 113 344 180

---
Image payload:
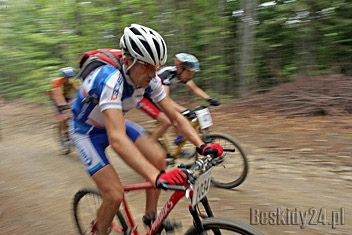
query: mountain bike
156 104 248 189
73 154 263 235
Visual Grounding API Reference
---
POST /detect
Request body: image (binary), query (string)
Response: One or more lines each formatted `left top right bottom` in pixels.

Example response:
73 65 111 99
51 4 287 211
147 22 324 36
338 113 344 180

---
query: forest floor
0 74 351 235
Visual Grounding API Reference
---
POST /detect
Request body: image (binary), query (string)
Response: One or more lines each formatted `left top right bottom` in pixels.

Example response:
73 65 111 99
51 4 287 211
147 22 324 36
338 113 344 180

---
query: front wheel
59 119 71 155
73 188 129 235
201 133 249 189
185 217 264 235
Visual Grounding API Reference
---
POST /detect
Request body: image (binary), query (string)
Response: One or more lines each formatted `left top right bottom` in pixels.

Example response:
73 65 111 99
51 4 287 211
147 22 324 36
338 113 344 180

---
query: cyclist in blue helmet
50 67 80 152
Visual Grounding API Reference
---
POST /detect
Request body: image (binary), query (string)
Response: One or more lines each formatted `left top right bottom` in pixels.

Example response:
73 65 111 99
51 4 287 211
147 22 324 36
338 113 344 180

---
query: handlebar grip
158 182 186 191
223 148 235 152
177 162 194 169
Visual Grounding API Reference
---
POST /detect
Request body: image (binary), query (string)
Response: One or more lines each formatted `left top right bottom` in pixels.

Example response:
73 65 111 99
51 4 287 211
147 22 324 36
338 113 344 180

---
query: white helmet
120 24 167 66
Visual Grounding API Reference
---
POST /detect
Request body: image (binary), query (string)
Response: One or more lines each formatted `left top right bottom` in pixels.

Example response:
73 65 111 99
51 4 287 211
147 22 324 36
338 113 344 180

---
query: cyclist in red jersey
50 67 80 141
138 53 220 141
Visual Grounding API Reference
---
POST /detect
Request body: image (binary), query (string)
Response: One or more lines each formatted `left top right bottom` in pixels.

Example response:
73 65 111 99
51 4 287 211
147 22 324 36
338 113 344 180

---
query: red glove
155 169 187 188
196 143 223 157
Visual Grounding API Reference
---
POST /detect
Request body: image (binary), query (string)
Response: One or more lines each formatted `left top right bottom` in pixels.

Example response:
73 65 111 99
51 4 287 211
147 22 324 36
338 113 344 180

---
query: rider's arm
102 108 160 183
157 96 204 148
51 87 69 107
184 80 210 100
169 98 187 113
72 79 82 91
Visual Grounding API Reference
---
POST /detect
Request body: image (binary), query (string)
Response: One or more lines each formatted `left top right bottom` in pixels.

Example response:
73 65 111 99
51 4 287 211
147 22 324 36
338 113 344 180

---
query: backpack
76 48 123 81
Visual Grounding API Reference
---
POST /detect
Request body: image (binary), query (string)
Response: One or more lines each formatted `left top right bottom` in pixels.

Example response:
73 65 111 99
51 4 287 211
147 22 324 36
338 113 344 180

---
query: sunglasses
137 60 160 71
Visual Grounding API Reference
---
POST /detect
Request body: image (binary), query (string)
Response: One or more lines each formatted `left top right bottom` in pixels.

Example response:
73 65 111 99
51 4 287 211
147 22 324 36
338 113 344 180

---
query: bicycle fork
189 196 217 235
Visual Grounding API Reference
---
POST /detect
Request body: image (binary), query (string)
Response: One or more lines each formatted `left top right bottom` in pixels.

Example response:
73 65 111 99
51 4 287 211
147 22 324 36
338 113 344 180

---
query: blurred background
0 0 351 104
1 1 352 234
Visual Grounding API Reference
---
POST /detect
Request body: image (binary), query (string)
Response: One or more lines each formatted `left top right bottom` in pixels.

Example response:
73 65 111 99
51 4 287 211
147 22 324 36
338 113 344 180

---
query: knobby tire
184 217 264 235
73 188 127 235
201 132 249 189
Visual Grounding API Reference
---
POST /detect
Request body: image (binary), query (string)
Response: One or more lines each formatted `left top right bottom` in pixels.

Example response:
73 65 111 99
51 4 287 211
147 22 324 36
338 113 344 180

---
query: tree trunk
237 0 258 97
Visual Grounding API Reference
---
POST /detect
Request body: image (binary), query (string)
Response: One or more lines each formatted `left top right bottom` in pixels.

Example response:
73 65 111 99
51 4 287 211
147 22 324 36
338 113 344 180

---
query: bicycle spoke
203 133 248 189
73 188 130 235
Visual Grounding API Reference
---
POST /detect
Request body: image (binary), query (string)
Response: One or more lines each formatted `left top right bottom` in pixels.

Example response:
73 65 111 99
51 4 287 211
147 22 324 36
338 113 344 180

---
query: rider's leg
70 129 119 235
138 97 171 141
134 133 166 214
135 133 182 231
92 165 124 235
151 112 172 140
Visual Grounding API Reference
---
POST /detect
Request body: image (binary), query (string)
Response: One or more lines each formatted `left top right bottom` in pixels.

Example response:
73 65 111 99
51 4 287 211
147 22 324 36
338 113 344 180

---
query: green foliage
0 0 351 103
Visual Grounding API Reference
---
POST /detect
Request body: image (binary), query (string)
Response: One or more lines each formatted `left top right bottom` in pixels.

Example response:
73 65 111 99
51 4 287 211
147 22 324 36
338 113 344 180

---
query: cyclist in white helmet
138 53 220 141
69 24 223 235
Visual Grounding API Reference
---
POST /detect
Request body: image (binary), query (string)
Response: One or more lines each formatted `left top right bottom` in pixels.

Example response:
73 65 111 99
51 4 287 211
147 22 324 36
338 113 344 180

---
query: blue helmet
175 53 200 72
59 67 76 77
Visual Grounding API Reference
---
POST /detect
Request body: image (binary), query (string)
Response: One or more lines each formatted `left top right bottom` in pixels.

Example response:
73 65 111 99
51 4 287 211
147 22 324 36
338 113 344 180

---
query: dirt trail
0 99 351 235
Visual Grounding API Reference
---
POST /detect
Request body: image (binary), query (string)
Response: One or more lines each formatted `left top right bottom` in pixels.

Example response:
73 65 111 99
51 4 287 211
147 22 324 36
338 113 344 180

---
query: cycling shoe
143 214 182 233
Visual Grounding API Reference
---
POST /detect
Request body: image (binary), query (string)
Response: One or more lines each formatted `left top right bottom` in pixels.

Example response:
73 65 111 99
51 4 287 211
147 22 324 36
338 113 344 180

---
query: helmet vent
141 40 155 64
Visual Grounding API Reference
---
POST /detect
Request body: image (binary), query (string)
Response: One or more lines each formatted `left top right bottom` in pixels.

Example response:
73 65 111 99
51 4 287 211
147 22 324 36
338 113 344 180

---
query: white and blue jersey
157 65 189 89
70 64 166 175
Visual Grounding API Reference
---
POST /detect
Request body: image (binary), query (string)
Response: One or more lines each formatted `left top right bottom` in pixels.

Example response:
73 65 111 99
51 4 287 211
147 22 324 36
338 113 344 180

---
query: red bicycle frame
118 181 190 235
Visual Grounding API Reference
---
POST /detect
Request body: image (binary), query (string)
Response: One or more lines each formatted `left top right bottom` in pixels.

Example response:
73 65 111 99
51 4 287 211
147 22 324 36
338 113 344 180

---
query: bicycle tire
59 120 71 155
59 132 71 155
73 188 128 235
201 132 248 189
184 217 263 235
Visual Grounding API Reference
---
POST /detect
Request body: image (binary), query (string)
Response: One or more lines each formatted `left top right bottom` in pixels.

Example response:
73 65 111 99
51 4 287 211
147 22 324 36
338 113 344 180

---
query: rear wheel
184 217 263 235
59 125 70 155
201 133 248 189
73 188 129 235
59 115 71 155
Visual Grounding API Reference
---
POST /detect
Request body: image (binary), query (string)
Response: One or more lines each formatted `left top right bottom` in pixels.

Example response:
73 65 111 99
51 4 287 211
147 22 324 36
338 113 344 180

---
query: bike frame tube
147 190 185 235
120 182 188 235
170 119 200 157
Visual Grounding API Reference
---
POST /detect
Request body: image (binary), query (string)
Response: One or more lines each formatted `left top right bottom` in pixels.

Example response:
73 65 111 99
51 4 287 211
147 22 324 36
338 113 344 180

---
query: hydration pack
76 48 123 81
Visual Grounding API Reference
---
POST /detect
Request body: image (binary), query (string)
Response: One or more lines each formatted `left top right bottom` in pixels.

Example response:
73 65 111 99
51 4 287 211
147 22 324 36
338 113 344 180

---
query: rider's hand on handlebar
196 143 224 157
206 97 220 106
181 109 197 120
155 169 187 188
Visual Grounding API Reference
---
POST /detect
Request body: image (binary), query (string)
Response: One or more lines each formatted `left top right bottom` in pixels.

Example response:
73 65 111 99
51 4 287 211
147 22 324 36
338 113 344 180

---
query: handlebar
158 156 212 191
193 103 211 112
159 147 235 191
176 147 234 170
183 103 214 120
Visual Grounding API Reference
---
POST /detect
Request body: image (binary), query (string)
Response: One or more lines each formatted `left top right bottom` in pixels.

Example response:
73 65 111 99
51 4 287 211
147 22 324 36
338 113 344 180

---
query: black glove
206 97 220 106
181 109 197 120
58 104 70 112
196 143 224 157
